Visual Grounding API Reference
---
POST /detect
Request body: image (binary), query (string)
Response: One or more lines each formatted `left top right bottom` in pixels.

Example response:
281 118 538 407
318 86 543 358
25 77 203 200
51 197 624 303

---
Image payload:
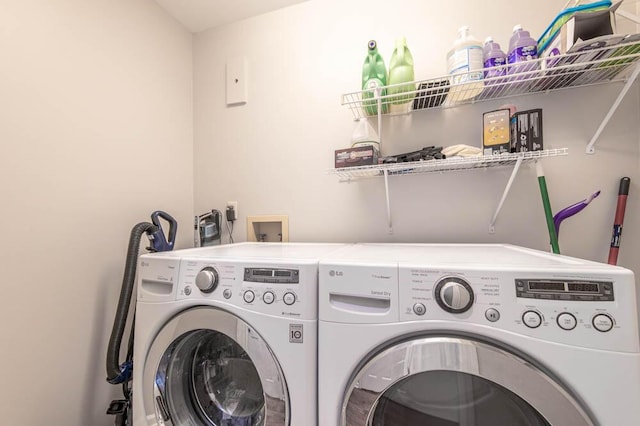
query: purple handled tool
553 190 601 237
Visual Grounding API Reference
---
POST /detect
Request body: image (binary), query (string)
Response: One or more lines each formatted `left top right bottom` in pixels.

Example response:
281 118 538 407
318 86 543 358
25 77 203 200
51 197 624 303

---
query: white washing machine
132 242 346 426
318 243 640 426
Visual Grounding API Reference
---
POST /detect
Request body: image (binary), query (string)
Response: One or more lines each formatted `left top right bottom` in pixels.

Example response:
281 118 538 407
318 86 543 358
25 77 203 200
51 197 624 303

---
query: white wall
194 0 640 276
0 1 193 425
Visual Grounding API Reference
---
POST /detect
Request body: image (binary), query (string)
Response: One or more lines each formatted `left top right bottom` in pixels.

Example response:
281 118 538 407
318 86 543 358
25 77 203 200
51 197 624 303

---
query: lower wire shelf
327 148 568 180
327 148 569 234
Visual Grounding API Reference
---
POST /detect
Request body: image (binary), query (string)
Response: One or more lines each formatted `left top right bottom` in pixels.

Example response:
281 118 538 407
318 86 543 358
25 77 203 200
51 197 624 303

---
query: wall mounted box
247 215 289 242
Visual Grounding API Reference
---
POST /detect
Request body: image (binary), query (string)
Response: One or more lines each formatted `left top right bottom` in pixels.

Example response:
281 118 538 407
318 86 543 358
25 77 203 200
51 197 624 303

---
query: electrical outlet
227 201 238 220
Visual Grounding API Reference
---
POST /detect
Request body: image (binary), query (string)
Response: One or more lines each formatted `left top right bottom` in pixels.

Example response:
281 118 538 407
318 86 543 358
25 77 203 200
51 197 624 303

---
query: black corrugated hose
106 222 157 384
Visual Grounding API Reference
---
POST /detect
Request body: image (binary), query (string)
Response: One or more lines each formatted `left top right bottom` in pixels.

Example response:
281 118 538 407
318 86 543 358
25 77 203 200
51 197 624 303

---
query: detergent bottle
483 37 507 80
387 37 415 112
362 40 388 116
447 26 484 103
507 25 539 77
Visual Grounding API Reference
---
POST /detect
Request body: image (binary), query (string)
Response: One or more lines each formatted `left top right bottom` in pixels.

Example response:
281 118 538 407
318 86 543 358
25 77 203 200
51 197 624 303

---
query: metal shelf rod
383 169 392 233
489 156 523 234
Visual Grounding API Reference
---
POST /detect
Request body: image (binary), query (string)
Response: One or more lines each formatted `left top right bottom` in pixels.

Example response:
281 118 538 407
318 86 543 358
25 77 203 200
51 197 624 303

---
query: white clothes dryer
132 242 346 426
318 244 640 426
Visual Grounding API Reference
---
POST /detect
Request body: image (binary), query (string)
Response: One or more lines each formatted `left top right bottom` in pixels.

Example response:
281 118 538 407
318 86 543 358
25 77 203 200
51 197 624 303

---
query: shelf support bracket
383 169 393 234
586 61 640 154
489 156 523 234
617 9 640 25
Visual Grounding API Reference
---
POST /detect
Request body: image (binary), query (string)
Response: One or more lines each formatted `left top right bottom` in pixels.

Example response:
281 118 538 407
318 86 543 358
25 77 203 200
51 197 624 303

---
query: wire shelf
327 148 569 181
342 40 640 120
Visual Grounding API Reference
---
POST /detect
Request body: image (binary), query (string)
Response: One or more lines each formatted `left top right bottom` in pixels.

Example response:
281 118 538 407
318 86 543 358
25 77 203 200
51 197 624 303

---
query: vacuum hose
106 222 158 384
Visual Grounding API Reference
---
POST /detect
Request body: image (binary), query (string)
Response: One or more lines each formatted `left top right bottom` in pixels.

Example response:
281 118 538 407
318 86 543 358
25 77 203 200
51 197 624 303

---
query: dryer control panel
398 266 638 353
175 258 317 320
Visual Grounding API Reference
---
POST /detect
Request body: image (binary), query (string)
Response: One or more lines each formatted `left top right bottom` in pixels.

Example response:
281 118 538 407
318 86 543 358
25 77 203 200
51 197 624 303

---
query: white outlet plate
226 57 248 105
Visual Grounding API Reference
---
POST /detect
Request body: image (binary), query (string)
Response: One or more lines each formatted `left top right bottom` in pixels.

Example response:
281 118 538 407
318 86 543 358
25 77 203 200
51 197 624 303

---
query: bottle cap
484 36 493 44
368 40 377 51
513 24 523 32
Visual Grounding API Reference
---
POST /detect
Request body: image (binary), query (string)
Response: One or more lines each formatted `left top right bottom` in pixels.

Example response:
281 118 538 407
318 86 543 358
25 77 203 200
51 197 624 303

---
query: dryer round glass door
143 307 288 425
342 337 594 426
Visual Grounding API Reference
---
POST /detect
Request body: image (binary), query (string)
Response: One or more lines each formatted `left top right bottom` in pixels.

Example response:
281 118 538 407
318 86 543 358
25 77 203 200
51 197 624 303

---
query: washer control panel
399 266 637 352
175 259 317 320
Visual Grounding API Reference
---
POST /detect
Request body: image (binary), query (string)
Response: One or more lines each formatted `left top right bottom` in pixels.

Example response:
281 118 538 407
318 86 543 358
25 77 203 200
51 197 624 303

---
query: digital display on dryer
567 282 599 293
528 281 564 291
516 279 613 301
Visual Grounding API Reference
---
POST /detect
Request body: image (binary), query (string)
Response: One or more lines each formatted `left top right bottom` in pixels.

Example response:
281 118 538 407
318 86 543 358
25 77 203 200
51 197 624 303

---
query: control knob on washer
435 277 474 314
195 267 219 293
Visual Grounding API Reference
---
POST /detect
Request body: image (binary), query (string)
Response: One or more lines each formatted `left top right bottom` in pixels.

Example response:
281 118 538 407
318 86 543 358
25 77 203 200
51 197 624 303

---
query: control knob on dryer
195 267 219 293
435 277 474 313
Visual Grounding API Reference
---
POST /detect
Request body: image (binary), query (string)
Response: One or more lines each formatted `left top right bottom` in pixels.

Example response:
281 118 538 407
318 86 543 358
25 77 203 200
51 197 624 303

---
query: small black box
511 111 530 153
510 109 544 152
334 145 379 168
529 109 543 151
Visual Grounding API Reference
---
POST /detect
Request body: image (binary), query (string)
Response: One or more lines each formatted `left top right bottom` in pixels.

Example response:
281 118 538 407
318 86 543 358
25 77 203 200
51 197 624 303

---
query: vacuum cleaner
194 209 222 247
105 211 177 426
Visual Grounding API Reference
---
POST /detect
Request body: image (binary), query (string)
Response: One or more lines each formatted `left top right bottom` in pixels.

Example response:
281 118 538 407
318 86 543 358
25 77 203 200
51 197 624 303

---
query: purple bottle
507 25 538 77
483 37 507 81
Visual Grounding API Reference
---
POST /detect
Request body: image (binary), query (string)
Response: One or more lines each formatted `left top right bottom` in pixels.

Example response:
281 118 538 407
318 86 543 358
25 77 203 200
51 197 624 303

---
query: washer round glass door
143 307 288 425
342 337 594 426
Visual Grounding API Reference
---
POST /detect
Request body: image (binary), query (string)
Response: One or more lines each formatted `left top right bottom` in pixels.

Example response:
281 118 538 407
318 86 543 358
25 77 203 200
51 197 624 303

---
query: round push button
556 312 577 330
243 290 255 304
593 314 614 332
522 310 542 328
223 289 232 299
485 308 500 322
283 292 296 306
184 286 192 296
263 291 275 304
413 303 426 316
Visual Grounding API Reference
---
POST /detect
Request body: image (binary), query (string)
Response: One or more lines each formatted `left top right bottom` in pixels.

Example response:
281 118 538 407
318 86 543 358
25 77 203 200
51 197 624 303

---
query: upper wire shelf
342 40 640 120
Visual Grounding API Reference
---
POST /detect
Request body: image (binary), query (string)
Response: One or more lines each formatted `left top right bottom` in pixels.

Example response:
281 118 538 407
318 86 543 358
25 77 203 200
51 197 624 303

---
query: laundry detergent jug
362 40 389 116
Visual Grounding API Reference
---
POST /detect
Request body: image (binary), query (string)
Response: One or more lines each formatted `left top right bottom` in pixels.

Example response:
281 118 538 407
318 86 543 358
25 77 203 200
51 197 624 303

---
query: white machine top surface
146 242 349 261
322 243 620 270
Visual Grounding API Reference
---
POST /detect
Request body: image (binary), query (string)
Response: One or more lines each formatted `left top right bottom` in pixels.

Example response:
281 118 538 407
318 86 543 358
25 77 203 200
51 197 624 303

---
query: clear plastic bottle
447 26 484 103
350 117 380 151
362 40 389 116
387 37 415 112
